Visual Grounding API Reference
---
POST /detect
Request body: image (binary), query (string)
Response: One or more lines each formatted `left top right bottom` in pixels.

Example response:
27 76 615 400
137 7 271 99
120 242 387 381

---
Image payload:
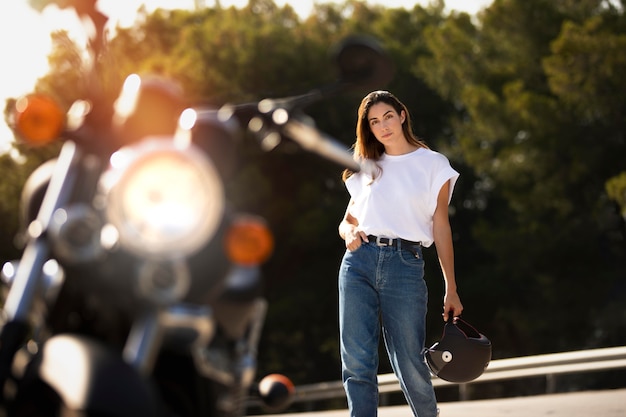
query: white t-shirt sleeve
431 152 460 210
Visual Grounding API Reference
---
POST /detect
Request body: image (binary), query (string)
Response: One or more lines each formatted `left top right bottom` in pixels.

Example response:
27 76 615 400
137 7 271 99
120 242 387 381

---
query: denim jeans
338 240 438 417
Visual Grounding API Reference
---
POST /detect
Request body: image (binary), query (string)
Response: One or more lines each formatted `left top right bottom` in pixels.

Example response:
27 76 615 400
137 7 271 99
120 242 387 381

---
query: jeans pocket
399 247 423 266
348 241 368 253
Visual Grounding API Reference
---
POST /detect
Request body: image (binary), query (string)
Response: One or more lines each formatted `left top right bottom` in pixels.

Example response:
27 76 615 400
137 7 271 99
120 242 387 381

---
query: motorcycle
0 1 393 416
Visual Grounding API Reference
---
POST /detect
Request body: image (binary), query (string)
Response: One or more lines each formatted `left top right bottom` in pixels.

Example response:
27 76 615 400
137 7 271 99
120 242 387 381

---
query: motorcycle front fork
0 142 81 397
122 299 267 415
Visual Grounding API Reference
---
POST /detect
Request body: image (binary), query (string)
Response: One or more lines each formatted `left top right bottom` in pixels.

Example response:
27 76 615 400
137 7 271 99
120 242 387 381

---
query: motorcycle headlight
100 138 224 258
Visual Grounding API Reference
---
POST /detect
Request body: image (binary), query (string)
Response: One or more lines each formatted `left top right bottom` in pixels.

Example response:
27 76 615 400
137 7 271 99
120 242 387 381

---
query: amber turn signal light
14 94 65 146
225 216 274 265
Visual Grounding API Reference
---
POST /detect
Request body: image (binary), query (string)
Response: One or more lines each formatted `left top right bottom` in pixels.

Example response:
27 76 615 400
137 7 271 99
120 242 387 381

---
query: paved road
263 388 626 417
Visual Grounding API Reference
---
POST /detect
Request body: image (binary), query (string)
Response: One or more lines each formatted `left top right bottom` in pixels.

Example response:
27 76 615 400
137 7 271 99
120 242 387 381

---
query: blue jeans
338 240 437 417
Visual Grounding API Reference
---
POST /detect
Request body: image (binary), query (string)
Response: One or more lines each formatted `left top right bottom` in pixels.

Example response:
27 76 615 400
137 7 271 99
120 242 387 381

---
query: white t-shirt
345 147 459 247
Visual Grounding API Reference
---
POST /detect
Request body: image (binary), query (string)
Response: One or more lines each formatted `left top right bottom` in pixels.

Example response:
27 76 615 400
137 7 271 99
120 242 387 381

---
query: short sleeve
431 153 460 206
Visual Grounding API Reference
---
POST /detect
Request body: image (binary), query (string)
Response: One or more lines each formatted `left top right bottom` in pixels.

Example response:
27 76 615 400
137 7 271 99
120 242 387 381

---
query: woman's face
367 102 406 148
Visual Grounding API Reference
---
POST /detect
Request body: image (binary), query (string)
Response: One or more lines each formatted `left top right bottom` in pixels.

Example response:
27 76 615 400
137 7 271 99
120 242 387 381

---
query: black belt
367 235 422 258
367 235 422 248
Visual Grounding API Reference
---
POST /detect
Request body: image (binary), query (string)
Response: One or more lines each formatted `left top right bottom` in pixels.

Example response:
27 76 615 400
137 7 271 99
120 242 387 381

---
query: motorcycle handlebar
282 119 360 172
194 104 361 172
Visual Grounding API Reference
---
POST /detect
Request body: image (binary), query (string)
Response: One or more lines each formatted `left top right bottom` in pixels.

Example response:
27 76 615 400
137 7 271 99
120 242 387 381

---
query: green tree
417 0 626 354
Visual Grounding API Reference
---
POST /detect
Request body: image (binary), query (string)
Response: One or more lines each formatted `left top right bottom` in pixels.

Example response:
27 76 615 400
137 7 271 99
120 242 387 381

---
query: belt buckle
376 236 390 246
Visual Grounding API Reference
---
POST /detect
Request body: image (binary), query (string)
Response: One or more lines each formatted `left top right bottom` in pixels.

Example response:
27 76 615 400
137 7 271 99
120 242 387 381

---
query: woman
338 90 463 417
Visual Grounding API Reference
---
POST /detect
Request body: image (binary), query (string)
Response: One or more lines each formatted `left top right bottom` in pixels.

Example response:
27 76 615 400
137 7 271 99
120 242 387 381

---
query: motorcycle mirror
262 35 395 110
331 35 395 91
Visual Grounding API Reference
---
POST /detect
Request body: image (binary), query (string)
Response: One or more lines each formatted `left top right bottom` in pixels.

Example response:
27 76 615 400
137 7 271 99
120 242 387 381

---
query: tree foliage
417 0 626 355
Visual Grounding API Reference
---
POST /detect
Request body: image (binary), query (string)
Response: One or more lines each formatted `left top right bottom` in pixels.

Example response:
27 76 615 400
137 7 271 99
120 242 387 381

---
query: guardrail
288 345 626 407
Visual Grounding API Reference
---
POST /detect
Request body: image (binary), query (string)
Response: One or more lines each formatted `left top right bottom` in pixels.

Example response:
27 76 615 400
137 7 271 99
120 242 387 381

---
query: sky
0 0 493 153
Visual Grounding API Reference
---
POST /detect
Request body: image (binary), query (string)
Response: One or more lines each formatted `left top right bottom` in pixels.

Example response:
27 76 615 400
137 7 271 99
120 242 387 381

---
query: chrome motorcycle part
123 309 165 375
48 204 104 263
195 299 267 387
136 259 191 305
1 261 18 287
161 303 215 349
41 259 65 304
4 141 81 323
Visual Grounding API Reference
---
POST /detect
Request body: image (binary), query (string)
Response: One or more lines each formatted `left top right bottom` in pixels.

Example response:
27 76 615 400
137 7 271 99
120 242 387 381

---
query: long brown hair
342 90 428 181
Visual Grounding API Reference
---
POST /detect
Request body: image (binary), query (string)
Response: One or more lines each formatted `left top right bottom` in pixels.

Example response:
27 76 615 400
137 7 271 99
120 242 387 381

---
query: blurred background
1 0 625 411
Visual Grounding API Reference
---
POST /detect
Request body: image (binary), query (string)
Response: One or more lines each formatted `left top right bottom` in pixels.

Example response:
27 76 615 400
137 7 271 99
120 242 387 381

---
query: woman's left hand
443 290 463 322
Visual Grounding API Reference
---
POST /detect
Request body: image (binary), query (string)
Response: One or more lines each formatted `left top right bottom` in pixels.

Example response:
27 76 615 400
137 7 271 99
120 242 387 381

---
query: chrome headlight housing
99 138 224 259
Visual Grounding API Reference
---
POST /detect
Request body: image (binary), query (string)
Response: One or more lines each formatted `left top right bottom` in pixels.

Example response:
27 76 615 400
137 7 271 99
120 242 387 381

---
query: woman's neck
384 142 419 156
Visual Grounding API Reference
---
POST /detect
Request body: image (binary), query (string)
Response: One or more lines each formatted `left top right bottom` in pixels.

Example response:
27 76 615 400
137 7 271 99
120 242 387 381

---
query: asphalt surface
261 388 626 417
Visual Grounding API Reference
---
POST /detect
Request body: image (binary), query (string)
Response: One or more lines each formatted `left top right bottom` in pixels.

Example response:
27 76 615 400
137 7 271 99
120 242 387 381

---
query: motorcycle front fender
30 334 159 417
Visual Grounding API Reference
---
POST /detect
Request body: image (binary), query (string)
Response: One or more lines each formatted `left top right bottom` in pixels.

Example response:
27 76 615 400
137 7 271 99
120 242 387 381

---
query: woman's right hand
339 200 368 251
343 226 369 251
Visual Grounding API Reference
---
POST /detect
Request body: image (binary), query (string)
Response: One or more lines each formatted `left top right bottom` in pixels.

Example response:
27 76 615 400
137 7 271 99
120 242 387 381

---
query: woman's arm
338 199 368 251
433 180 464 321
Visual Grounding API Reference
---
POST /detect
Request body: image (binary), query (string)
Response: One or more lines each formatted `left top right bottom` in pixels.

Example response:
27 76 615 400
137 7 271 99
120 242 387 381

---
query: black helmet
425 317 491 383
